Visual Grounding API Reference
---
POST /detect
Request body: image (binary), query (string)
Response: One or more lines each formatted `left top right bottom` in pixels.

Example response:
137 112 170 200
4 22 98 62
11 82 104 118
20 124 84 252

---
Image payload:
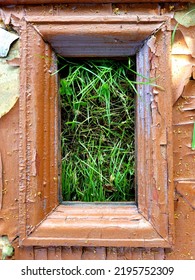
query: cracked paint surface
0 2 194 260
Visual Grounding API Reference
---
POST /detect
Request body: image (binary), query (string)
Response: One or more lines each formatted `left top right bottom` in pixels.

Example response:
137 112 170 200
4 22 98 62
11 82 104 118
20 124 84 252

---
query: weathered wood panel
0 2 195 260
0 102 19 241
19 21 59 243
22 204 169 247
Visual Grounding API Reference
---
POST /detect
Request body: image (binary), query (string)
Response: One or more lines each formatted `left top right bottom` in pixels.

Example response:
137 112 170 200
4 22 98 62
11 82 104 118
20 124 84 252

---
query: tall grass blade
192 122 195 150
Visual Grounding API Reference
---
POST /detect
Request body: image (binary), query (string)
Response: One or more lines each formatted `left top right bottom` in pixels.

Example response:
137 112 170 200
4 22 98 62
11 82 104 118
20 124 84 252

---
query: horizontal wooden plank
33 19 165 57
25 15 169 23
23 237 170 248
21 204 170 248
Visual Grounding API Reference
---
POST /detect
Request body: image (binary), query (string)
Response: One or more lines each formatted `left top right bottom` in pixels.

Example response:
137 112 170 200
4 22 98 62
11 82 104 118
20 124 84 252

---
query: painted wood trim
18 14 174 247
19 20 59 242
22 204 171 248
25 15 170 23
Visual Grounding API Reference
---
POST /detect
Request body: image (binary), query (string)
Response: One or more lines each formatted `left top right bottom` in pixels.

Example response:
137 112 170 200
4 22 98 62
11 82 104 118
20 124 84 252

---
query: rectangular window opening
58 56 136 202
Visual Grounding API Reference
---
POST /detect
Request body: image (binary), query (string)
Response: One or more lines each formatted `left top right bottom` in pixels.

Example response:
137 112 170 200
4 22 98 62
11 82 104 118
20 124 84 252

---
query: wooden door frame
17 13 174 247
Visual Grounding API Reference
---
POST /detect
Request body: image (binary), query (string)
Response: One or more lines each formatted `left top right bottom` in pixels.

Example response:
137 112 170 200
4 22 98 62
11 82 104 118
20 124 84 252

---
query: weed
59 58 137 202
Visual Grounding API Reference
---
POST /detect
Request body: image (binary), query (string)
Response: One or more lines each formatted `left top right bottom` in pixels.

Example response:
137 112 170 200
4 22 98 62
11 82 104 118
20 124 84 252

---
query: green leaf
60 79 73 96
100 83 109 97
2 245 14 260
172 5 195 46
174 5 195 28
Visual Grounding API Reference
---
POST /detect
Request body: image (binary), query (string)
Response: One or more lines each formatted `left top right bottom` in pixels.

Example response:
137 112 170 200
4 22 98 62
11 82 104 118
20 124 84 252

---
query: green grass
59 58 136 202
192 122 195 150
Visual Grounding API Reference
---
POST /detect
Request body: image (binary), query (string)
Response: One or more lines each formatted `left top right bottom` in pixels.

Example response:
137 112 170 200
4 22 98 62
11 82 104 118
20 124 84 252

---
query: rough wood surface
0 3 195 260
16 10 173 248
19 22 59 242
22 204 169 247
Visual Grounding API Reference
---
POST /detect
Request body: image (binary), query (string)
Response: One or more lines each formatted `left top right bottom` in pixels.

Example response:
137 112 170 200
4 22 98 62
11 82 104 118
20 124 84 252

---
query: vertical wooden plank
29 25 45 224
20 22 46 232
149 27 174 242
116 248 133 260
27 27 59 224
136 43 152 219
34 248 48 260
48 247 62 260
47 49 59 206
153 248 165 260
106 247 118 260
137 23 174 243
61 247 83 260
131 248 143 260
61 247 73 260
19 19 28 243
142 249 155 260
19 22 59 243
15 246 34 260
81 247 106 260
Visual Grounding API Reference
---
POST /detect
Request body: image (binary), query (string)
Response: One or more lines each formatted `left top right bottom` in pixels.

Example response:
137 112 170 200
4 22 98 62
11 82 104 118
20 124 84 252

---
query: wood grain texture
19 21 59 243
0 101 19 240
22 204 170 247
136 27 174 242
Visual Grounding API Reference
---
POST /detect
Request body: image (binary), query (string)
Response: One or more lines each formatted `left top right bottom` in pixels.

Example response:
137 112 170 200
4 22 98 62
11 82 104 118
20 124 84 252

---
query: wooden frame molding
18 14 174 247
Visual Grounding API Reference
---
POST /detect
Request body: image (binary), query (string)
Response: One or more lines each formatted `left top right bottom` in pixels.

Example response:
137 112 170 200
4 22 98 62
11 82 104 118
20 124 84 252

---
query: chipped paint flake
0 39 19 119
0 28 19 57
147 35 156 54
172 55 195 105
